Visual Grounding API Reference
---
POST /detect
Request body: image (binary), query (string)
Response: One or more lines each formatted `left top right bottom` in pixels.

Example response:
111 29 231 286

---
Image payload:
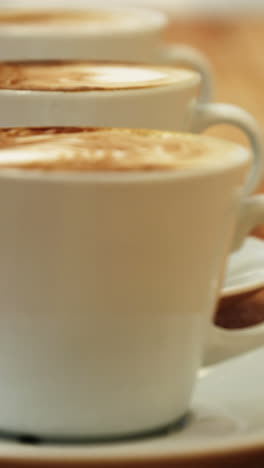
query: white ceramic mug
0 3 212 100
1 62 264 365
0 129 264 440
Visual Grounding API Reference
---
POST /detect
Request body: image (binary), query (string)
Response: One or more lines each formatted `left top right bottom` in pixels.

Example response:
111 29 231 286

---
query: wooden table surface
167 18 264 327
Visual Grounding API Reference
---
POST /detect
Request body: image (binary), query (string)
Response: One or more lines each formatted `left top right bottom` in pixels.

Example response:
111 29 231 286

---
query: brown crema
0 127 239 172
0 61 199 92
0 9 131 26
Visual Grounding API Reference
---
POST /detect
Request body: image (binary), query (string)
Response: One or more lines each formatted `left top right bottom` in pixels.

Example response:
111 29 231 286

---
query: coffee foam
0 127 244 172
0 8 149 33
0 62 198 92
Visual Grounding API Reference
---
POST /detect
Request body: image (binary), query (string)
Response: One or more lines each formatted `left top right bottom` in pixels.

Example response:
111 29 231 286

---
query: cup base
0 413 191 445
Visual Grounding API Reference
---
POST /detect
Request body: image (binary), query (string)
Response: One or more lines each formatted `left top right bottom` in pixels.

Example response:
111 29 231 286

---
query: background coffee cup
0 61 262 196
0 3 212 100
0 129 263 440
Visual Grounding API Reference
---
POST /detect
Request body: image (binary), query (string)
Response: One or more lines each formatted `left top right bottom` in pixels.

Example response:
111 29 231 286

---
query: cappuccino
0 61 197 92
0 8 144 33
0 127 245 172
0 124 260 441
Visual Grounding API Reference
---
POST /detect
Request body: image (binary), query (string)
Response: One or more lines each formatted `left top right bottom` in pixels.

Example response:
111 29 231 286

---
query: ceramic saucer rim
0 415 263 464
221 269 264 297
222 236 264 297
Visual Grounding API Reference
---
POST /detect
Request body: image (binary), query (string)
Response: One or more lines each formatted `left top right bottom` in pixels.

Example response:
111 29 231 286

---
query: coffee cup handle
159 44 213 102
193 102 264 364
193 102 264 196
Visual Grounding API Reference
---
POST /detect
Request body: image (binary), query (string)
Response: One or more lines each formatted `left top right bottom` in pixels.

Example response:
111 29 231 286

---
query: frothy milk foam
0 127 245 172
0 8 154 33
0 62 198 92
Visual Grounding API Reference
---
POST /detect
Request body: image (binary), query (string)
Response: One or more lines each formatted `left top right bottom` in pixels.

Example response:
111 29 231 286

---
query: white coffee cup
0 62 262 195
0 128 263 440
0 3 212 100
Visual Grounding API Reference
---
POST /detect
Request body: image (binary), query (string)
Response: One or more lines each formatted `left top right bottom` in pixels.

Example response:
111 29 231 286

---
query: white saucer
222 236 264 297
0 347 263 467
